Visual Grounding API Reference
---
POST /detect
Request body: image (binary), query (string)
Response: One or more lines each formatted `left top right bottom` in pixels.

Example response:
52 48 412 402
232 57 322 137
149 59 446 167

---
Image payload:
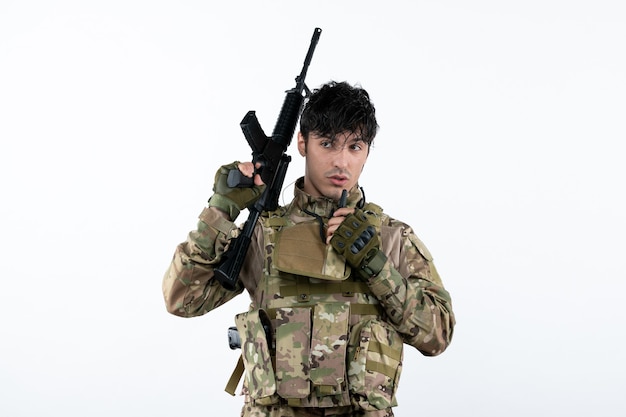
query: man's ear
297 132 306 156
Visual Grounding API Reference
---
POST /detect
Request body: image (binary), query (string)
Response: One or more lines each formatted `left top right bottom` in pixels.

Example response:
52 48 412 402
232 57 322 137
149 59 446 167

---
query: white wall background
1 1 624 416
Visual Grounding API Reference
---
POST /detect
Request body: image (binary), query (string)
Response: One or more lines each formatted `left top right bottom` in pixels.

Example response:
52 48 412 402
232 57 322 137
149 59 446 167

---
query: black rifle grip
240 111 268 154
227 169 254 188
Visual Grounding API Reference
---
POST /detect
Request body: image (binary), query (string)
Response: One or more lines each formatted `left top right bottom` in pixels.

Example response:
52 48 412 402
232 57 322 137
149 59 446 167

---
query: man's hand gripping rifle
214 28 322 291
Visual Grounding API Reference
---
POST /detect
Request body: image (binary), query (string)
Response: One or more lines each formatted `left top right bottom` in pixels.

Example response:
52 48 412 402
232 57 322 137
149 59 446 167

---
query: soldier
162 81 455 417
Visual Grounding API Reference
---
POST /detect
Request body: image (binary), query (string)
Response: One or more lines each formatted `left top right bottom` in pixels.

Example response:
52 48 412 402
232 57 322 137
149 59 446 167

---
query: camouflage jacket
162 178 455 410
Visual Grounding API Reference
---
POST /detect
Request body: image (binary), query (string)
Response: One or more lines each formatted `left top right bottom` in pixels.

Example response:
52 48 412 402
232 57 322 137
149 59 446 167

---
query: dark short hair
299 81 378 145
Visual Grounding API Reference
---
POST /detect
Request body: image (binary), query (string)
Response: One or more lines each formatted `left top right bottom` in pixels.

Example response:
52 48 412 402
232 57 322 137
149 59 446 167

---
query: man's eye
321 141 332 148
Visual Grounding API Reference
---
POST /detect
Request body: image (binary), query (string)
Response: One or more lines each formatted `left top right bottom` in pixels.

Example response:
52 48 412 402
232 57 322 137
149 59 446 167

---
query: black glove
208 162 265 220
330 208 387 280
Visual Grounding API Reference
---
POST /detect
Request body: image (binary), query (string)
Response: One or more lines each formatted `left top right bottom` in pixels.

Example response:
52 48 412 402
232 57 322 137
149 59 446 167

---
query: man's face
297 131 369 201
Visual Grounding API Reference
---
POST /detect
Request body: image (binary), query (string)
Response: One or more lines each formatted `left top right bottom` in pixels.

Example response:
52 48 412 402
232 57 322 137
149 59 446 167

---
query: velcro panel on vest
310 302 350 396
274 222 351 281
275 307 311 399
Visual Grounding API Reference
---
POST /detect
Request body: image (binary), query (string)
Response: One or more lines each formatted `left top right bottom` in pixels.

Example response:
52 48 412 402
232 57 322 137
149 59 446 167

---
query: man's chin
325 187 348 202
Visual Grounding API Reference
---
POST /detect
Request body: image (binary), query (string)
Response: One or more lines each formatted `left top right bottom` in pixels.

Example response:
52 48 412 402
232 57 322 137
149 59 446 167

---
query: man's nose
332 148 349 168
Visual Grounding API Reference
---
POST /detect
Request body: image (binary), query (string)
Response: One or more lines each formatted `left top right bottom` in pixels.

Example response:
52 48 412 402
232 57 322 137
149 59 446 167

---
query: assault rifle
214 28 322 291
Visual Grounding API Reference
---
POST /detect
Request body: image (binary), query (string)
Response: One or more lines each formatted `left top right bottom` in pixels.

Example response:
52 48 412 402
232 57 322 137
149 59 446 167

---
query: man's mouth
328 175 348 186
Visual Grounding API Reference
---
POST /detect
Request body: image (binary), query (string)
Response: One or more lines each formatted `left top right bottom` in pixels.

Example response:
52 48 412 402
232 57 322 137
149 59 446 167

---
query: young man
162 81 455 417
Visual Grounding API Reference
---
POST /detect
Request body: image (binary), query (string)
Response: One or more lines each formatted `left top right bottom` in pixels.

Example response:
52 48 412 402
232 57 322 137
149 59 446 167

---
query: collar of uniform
289 177 364 218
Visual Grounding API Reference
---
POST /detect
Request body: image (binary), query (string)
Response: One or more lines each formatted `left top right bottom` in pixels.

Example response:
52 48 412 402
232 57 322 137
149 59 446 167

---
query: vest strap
280 281 370 298
286 398 303 406
366 359 398 380
369 339 402 361
225 355 245 396
264 303 380 320
350 303 382 316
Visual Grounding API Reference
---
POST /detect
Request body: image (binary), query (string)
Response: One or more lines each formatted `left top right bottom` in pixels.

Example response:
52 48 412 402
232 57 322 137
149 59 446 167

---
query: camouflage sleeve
366 222 455 356
162 206 249 317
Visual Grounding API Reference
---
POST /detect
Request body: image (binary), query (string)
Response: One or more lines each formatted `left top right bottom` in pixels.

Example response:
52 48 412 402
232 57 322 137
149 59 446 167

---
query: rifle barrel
296 28 322 93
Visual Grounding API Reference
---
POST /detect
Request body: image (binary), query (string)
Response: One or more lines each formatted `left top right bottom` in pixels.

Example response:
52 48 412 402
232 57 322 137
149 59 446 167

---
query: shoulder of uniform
408 233 434 261
362 201 383 215
382 214 434 262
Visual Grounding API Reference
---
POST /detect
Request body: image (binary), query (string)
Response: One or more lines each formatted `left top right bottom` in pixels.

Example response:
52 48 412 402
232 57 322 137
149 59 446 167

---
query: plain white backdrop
1 1 625 416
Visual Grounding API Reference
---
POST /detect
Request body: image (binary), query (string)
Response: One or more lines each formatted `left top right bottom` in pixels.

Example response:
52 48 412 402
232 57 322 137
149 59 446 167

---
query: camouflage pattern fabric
236 310 277 401
241 404 394 417
347 319 403 410
309 302 350 396
275 307 311 399
162 178 455 413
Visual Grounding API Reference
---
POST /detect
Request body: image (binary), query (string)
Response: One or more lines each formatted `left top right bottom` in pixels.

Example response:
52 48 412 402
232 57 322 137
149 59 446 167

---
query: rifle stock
214 28 322 290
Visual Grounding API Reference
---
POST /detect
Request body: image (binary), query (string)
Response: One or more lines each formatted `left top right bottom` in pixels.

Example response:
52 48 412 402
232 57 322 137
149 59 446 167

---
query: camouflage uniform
163 178 455 416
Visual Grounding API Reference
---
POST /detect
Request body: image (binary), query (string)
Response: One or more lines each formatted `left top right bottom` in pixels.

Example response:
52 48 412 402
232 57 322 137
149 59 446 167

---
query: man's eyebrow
320 134 365 144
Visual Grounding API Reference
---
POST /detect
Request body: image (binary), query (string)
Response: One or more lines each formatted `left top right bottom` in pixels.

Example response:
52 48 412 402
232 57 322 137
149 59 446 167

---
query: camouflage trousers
240 404 394 417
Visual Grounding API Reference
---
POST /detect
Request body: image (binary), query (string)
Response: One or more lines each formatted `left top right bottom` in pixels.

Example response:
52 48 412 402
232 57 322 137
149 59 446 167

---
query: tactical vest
226 203 404 411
